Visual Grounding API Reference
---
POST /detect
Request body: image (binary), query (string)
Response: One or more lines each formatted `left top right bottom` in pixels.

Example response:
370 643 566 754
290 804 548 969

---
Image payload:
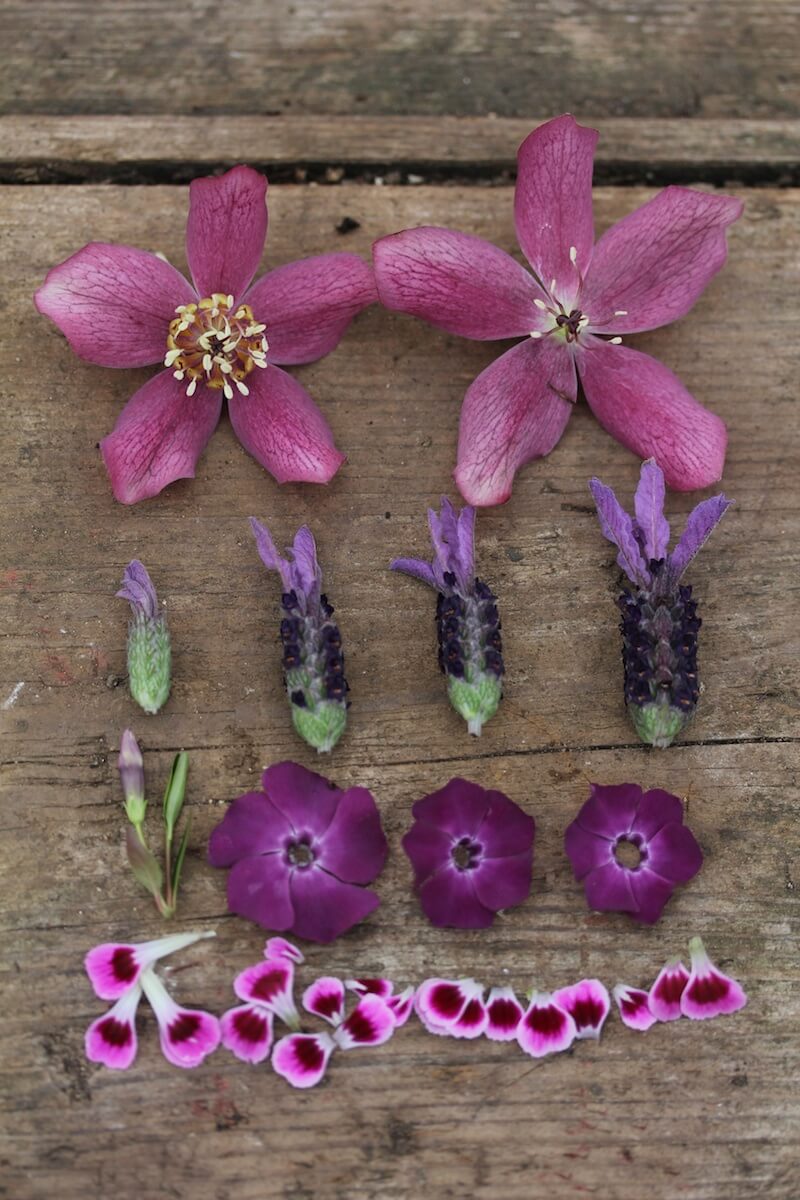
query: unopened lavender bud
125 825 164 899
117 560 171 715
250 519 348 753
392 498 504 736
118 728 146 829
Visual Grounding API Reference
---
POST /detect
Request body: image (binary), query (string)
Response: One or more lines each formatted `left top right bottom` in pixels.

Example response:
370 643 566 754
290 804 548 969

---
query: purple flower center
614 836 646 870
554 308 586 342
451 837 482 871
164 294 268 401
286 837 316 869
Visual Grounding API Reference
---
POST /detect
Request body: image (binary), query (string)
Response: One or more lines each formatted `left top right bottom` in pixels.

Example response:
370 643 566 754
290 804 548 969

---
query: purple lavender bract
589 459 731 748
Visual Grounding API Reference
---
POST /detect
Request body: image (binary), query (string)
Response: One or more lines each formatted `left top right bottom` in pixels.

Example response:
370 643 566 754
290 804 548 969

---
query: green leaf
170 818 192 900
125 826 164 898
162 751 189 840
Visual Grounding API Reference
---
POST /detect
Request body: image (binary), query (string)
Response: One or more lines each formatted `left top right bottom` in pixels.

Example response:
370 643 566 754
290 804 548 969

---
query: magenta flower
680 937 747 1020
402 778 535 928
415 978 488 1039
612 984 657 1032
208 761 388 943
35 165 375 503
374 115 742 505
346 978 415 1026
564 782 703 924
220 945 304 1064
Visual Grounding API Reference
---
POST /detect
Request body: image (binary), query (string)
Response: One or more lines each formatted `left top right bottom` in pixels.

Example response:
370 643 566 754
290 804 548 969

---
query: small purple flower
402 778 535 928
590 458 731 747
564 782 703 924
208 762 388 944
392 498 504 735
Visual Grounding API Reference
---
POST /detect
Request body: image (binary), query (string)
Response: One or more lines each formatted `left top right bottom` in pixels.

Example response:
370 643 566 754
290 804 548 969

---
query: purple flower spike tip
208 761 388 944
402 778 535 928
564 782 702 924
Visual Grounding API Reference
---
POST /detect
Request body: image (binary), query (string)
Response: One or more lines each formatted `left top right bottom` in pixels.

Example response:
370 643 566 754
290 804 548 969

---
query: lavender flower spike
250 519 347 753
117 561 171 715
392 498 503 735
589 459 731 748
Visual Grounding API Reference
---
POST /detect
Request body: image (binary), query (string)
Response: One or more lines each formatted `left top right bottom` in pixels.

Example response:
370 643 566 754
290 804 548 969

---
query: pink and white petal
414 978 482 1035
387 987 415 1027
245 253 376 364
100 370 222 504
373 226 545 339
418 864 495 929
645 822 704 884
612 984 657 1031
450 996 488 1039
85 984 142 1070
227 365 345 485
234 958 299 1028
345 977 394 1001
303 976 345 1026
582 187 743 333
455 337 576 508
583 862 639 914
577 339 727 491
35 242 194 367
552 979 610 1040
514 115 599 298
220 1004 274 1064
472 851 533 913
288 868 380 944
141 971 221 1069
225 854 295 933
648 958 690 1022
334 994 397 1050
272 1032 335 1089
485 986 524 1041
264 937 304 964
85 931 215 1000
680 938 747 1020
186 165 268 300
517 993 577 1058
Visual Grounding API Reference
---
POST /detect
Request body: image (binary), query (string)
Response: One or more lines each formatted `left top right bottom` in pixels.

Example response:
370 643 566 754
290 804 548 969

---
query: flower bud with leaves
117 560 171 715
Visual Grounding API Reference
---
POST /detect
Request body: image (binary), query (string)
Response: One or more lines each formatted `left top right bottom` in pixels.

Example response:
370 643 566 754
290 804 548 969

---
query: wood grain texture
1 181 799 1200
1 0 799 120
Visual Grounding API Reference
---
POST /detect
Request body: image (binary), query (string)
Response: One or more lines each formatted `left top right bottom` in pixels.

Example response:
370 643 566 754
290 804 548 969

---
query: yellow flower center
164 293 269 399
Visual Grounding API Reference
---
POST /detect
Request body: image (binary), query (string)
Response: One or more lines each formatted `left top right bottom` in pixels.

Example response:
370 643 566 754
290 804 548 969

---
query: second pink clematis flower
373 115 742 504
35 166 376 503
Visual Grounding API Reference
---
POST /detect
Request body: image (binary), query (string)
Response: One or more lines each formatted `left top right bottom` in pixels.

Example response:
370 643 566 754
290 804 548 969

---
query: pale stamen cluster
529 246 624 345
164 293 269 400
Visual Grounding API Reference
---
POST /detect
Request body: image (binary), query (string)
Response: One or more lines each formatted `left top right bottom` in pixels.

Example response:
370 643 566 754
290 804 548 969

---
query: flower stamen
165 294 269 397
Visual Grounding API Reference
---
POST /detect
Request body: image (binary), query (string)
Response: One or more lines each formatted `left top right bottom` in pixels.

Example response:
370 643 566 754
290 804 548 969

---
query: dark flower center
452 837 482 871
615 838 644 869
165 294 268 400
555 308 585 341
287 838 316 868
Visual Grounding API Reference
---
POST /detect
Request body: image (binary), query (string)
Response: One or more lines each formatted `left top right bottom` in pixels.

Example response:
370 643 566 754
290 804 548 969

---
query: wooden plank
1 183 799 1199
1 1 799 122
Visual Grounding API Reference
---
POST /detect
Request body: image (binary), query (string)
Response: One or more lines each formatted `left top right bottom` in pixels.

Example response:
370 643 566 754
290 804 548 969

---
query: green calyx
128 614 171 715
291 699 347 754
628 700 690 749
447 671 503 736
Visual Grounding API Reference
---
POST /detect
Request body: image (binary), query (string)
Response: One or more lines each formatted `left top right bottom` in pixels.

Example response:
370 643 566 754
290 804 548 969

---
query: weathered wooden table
1 4 798 1197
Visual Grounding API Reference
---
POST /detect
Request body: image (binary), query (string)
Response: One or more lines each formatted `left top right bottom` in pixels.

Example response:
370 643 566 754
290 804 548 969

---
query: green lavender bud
117 560 171 715
118 728 146 831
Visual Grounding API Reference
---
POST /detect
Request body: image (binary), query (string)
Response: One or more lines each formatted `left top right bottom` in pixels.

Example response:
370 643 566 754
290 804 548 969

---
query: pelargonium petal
272 1031 335 1088
411 777 490 838
303 977 345 1025
85 931 215 1000
612 984 657 1031
84 984 142 1070
514 115 598 299
373 225 545 339
633 459 671 564
578 339 727 491
387 987 415 1027
485 986 524 1041
680 938 747 1020
472 851 533 913
261 761 342 839
645 822 704 884
517 992 576 1058
315 786 388 884
35 242 194 367
455 337 576 507
228 364 345 485
669 495 732 583
224 855 295 932
186 165 268 300
208 791 291 866
220 1004 274 1064
581 186 743 334
552 979 610 1040
141 971 220 1069
418 864 494 929
345 977 394 1001
588 478 651 588
648 958 690 1022
334 994 397 1049
414 978 483 1037
289 868 380 944
234 959 299 1028
450 996 488 1039
245 253 376 364
265 937 304 964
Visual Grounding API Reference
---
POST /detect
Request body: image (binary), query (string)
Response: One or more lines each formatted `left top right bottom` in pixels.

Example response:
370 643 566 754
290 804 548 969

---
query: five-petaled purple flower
564 782 703 924
590 458 731 747
374 114 742 505
208 761 388 943
35 165 376 503
402 778 535 928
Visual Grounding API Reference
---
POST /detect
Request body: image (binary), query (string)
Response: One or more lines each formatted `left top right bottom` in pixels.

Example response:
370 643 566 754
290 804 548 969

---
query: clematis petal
411 777 490 838
227 364 345 485
648 958 690 1022
245 253 376 364
100 370 222 504
373 225 545 339
418 864 494 929
234 958 299 1028
35 242 194 367
455 337 576 507
583 862 638 914
514 115 598 299
552 979 611 1040
485 986 524 1041
220 1004 274 1064
225 855 295 932
581 187 743 334
633 459 671 564
680 938 747 1020
289 868 380 944
576 783 643 840
564 822 613 881
303 977 345 1025
517 992 576 1058
315 786 389 884
387 986 415 1027
85 931 215 1000
588 478 651 589
627 868 678 925
476 790 536 859
613 984 657 1031
261 761 342 839
265 937 304 964
207 791 291 866
669 495 732 583
415 978 484 1037
630 789 686 841
334 994 397 1049
345 978 394 1000
472 851 533 913
272 1031 335 1089
578 339 727 491
645 822 704 884
140 970 220 1069
186 165 268 300
85 984 142 1070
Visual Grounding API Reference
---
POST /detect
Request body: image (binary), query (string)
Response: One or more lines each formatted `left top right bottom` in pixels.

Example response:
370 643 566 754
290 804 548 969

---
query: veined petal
455 337 576 507
245 253 376 364
303 977 345 1026
186 165 268 300
373 226 545 339
612 984 657 1031
85 984 142 1070
100 369 222 504
514 115 598 299
577 783 642 840
588 478 651 588
627 869 678 925
264 937 304 964
261 761 342 839
272 1031 335 1088
35 242 194 367
485 986 524 1041
334 994 396 1049
633 459 671 563
552 979 610 1040
228 364 345 485
578 339 727 491
648 958 690 1022
669 495 732 583
207 791 291 866
680 937 747 1020
288 868 380 944
630 788 686 841
85 931 215 1000
475 789 536 859
517 992 576 1058
234 958 299 1028
140 970 221 1069
564 822 614 881
220 1004 274 1064
582 187 743 333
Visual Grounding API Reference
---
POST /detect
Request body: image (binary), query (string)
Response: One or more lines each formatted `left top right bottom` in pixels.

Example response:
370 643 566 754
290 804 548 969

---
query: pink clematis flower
35 166 376 503
374 115 742 504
